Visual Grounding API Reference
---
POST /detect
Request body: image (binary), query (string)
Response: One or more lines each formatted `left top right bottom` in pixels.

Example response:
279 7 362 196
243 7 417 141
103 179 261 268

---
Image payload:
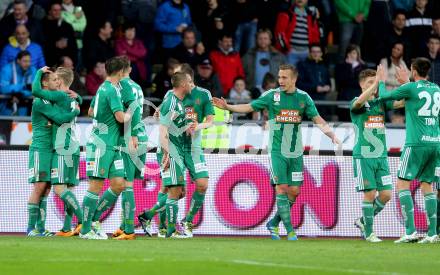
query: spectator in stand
152 58 180 100
154 0 192 57
85 60 106 96
380 42 409 90
41 3 77 66
334 0 371 61
197 0 229 51
194 57 223 97
115 22 147 85
0 50 36 115
385 10 411 63
0 24 45 68
425 35 440 85
406 0 434 58
230 0 258 55
432 17 440 37
242 29 286 92
61 0 87 70
58 55 87 96
229 77 251 101
0 0 44 49
274 0 321 66
171 28 205 69
210 33 245 97
297 43 331 100
83 20 114 71
335 44 366 121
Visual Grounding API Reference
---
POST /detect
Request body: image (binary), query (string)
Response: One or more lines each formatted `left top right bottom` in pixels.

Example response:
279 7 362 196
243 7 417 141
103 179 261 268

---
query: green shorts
157 151 186 187
86 144 125 179
353 158 392 192
398 146 440 183
28 149 52 183
123 150 147 182
183 149 209 181
51 154 80 185
269 152 303 186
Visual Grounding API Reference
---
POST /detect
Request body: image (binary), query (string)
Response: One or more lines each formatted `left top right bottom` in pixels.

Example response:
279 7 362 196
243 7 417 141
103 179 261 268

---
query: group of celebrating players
26 54 440 243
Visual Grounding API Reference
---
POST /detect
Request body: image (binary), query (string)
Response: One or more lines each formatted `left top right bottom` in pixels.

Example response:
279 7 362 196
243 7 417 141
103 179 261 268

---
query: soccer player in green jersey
350 67 405 242
213 64 341 241
157 71 193 238
111 61 148 240
138 64 214 238
80 56 131 240
27 70 80 237
378 58 440 244
31 66 84 237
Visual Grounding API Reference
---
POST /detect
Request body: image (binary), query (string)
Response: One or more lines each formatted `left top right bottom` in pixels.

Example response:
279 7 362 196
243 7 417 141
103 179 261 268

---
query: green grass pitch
0 236 439 275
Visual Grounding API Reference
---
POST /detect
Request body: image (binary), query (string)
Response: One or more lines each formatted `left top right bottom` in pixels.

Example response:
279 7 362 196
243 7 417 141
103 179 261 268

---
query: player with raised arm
213 64 341 241
378 57 440 244
27 70 80 237
138 64 214 238
31 66 84 237
80 56 130 240
351 67 405 242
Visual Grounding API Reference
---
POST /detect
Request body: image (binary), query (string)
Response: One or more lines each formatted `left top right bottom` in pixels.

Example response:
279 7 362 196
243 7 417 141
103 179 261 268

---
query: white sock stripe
35 151 39 181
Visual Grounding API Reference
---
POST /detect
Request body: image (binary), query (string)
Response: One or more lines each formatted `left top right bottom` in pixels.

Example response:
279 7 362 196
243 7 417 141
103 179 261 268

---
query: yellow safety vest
202 107 230 149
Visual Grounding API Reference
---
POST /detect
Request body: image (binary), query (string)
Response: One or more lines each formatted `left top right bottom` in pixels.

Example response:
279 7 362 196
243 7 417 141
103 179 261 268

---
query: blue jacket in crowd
0 41 45 69
154 0 192 49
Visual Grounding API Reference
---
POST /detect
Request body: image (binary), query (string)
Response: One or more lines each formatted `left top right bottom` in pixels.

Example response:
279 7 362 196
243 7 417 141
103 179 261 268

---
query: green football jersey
159 92 187 155
119 77 148 144
30 98 79 152
379 80 440 147
165 86 214 150
250 88 319 157
350 97 393 158
32 69 82 155
89 80 124 150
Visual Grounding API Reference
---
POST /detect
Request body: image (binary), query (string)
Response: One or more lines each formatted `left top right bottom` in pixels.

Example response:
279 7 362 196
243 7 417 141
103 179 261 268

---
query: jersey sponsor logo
51 168 59 178
421 135 440 142
185 107 198 120
114 159 124 170
275 109 302 123
364 116 384 128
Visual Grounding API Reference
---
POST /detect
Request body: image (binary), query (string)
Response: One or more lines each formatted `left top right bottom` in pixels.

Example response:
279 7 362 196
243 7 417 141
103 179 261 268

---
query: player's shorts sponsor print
157 152 186 187
28 149 52 183
183 150 209 181
398 146 440 183
353 158 392 192
50 154 80 185
86 145 125 179
269 152 303 186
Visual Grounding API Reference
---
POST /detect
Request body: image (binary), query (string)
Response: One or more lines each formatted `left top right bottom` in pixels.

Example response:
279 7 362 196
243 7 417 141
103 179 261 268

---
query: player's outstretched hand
41 66 52 73
395 66 410 84
213 97 228 110
376 64 386 82
161 152 170 171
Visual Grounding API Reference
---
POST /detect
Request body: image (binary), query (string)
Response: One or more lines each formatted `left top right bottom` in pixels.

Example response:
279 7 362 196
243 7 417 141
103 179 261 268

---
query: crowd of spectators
0 0 439 123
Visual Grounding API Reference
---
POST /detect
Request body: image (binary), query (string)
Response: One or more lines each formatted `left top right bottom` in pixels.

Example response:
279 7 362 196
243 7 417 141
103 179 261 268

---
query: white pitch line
231 259 403 275
0 258 153 263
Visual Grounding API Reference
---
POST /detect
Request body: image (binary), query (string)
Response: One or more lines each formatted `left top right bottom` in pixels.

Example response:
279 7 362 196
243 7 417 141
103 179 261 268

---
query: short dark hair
233 76 245 83
123 21 136 32
428 34 440 42
309 43 323 52
105 56 127 76
13 0 26 6
182 28 196 38
359 69 376 83
179 63 194 81
262 73 277 88
16 50 30 60
218 32 233 41
411 57 431 78
279 64 298 77
171 72 189 88
392 9 407 20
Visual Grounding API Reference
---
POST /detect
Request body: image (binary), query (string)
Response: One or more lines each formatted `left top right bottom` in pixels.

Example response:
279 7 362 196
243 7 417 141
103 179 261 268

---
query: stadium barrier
0 147 430 238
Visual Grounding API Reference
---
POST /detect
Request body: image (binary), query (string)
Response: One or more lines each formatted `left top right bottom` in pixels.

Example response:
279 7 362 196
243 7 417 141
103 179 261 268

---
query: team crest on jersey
299 102 305 109
51 168 59 178
39 172 47 178
363 179 369 186
179 175 184 182
274 92 280 102
100 168 105 175
195 99 201 105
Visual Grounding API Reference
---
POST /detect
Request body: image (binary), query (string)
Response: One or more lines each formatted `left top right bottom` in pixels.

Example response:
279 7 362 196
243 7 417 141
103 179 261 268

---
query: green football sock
424 192 437 237
185 191 205 223
159 209 167 229
27 203 40 231
373 197 385 216
123 187 135 234
144 192 168 220
362 201 374 237
93 188 119 222
80 191 99 234
119 190 126 231
61 204 73 232
36 196 48 232
60 189 83 224
166 198 178 236
437 198 440 235
398 190 416 235
269 197 294 227
276 194 293 234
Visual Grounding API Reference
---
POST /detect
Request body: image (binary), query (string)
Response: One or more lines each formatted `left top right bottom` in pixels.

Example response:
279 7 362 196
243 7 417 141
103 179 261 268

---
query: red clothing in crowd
115 38 148 81
209 50 245 96
85 71 105 96
274 7 320 53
